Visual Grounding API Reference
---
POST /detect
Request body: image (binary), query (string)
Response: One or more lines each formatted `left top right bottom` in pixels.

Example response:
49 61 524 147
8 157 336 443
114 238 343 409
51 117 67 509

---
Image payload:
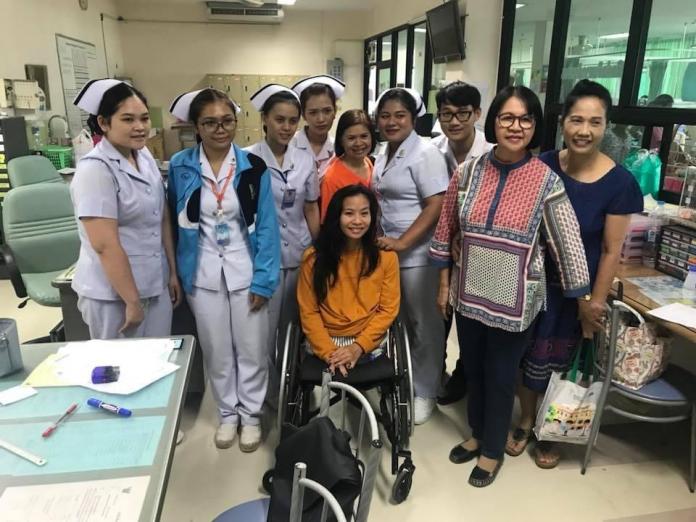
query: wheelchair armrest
0 244 28 299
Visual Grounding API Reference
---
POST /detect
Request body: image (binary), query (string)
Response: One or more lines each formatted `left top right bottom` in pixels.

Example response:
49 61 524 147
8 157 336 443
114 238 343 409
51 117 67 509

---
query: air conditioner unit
206 2 284 24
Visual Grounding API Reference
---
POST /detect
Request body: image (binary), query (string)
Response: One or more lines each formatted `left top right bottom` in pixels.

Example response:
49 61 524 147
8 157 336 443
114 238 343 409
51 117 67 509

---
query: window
559 0 633 103
509 0 555 105
638 0 696 108
411 23 428 96
396 29 408 87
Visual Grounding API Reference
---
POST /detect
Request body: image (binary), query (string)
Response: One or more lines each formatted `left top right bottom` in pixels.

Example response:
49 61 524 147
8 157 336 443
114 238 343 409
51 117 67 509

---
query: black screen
426 1 465 63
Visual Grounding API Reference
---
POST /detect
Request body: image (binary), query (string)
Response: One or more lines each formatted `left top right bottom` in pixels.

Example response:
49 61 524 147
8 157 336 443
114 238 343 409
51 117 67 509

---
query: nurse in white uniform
245 84 320 401
70 79 180 340
372 87 449 425
290 75 345 180
168 88 280 452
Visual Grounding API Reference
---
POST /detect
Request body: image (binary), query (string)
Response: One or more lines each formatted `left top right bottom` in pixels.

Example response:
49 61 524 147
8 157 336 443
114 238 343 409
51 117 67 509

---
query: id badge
215 222 231 246
281 188 297 209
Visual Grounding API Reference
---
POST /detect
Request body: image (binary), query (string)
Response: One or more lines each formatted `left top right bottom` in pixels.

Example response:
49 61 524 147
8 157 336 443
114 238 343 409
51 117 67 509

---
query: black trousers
455 313 537 460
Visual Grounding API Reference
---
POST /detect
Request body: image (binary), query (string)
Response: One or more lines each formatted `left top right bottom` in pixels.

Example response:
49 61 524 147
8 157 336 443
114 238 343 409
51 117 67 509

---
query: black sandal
468 457 504 488
505 427 533 457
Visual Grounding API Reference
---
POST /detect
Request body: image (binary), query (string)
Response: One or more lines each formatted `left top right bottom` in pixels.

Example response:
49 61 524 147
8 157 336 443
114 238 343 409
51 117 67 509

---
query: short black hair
561 79 612 121
649 94 674 108
376 88 418 122
334 109 376 157
436 81 481 111
484 85 543 149
261 91 301 115
299 83 337 114
87 82 148 136
190 88 238 124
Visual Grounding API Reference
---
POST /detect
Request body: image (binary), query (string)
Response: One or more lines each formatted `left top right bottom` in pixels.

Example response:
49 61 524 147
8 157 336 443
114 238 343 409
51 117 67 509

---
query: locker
225 75 243 102
241 75 261 98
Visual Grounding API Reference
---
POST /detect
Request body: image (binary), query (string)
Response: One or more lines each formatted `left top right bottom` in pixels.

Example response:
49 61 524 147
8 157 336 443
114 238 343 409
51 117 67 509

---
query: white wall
369 0 503 113
115 1 365 154
0 0 125 117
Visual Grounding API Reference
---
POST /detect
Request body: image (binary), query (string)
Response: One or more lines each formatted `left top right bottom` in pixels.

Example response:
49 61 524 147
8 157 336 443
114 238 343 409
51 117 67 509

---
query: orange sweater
297 247 400 362
319 157 373 221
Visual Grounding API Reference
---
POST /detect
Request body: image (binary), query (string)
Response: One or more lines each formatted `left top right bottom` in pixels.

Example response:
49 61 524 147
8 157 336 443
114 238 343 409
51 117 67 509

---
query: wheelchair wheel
261 469 274 494
393 320 414 440
278 323 304 432
391 460 415 504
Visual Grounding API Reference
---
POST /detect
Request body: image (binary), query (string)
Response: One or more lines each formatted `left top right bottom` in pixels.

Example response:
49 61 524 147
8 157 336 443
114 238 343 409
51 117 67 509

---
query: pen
87 398 132 417
42 403 78 438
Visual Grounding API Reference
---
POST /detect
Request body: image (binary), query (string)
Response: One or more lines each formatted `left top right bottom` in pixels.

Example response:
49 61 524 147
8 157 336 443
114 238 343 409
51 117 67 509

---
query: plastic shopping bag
72 129 94 164
623 149 662 198
534 339 601 445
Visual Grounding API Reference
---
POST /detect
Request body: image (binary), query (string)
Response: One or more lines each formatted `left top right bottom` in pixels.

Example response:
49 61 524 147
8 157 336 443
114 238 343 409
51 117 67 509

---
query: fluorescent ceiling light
599 33 630 40
516 3 526 8
415 27 427 33
277 0 296 5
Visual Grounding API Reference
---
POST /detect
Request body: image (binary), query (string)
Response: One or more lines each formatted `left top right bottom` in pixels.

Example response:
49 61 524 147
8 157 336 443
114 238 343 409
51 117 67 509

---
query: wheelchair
276 320 416 504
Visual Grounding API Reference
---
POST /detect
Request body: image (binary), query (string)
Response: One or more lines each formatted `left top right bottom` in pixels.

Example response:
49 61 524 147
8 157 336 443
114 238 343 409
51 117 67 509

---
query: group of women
69 72 642 486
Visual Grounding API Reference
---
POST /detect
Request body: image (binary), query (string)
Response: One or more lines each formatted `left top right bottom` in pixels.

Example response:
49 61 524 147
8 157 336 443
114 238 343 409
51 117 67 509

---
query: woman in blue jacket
168 88 280 452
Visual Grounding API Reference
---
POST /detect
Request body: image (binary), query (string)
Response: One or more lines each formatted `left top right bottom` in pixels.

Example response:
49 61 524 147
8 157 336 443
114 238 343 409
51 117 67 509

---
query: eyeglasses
199 118 237 133
437 110 473 123
496 113 535 130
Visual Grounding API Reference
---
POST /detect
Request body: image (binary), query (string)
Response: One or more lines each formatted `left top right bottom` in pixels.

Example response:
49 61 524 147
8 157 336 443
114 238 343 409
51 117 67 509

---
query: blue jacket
167 144 281 298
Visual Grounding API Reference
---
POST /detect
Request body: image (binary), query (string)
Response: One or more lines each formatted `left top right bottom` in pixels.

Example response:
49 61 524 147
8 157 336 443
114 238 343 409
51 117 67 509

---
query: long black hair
87 82 148 136
312 184 380 303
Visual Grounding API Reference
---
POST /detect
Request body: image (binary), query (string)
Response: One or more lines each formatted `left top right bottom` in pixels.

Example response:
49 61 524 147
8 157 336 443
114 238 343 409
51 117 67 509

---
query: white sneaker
414 397 436 425
239 424 262 453
214 423 238 449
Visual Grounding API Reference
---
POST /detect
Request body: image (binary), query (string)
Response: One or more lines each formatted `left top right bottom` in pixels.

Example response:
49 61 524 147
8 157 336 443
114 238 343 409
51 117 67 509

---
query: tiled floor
3 279 695 522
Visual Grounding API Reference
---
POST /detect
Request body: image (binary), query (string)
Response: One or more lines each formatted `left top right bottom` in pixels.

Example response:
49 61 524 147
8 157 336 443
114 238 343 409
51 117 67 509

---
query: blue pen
87 398 132 417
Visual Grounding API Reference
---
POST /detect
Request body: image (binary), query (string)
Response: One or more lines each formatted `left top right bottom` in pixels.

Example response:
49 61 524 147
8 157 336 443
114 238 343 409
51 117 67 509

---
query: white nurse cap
375 87 427 118
292 75 345 100
73 78 127 115
169 89 241 122
250 84 299 112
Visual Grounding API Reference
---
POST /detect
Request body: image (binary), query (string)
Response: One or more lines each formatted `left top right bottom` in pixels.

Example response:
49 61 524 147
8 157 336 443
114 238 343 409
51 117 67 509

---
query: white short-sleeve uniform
290 127 334 181
185 144 269 426
70 138 172 340
372 130 449 398
244 140 319 396
431 128 494 177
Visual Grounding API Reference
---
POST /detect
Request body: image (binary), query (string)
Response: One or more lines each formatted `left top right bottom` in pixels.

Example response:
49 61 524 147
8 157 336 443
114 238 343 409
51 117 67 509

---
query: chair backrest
318 372 382 522
2 183 79 274
289 463 347 522
8 156 63 187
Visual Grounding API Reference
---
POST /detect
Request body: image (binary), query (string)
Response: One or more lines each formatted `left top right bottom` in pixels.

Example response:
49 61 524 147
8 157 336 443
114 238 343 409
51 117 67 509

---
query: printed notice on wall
56 34 100 137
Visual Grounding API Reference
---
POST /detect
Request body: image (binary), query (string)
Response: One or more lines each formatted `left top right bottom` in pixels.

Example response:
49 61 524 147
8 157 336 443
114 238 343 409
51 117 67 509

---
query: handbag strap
567 338 596 383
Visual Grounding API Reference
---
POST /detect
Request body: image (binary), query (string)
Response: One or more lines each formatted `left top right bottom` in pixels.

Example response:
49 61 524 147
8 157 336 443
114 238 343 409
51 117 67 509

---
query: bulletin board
56 34 100 137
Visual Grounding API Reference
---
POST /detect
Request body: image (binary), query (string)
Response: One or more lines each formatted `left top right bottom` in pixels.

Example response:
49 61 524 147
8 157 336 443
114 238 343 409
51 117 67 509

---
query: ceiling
116 0 374 10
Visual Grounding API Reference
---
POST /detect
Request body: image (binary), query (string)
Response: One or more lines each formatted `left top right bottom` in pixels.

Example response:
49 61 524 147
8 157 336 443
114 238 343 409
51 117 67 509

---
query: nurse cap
375 87 426 118
73 78 127 115
250 84 299 112
169 89 241 122
292 75 345 100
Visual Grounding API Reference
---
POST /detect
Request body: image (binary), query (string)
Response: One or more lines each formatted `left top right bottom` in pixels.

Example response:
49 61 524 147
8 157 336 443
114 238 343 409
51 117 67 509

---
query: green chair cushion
8 156 63 187
22 270 65 306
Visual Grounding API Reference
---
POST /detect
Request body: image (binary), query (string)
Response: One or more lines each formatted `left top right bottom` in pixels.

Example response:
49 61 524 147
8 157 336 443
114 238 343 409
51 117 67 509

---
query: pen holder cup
0 319 23 377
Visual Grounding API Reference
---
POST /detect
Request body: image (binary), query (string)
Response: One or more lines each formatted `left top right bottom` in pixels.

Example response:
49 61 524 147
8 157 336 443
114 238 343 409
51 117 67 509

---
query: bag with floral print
600 303 671 390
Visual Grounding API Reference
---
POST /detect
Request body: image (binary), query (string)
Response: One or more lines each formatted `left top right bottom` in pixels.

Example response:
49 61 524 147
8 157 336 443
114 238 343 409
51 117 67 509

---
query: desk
613 265 696 343
0 336 195 521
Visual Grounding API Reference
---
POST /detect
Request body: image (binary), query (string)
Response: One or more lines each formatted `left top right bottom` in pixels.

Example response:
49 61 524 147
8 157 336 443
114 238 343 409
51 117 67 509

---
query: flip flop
505 427 533 457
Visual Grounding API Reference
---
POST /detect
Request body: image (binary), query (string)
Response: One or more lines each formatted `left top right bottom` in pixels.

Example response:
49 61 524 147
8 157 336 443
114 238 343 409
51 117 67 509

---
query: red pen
42 403 78 438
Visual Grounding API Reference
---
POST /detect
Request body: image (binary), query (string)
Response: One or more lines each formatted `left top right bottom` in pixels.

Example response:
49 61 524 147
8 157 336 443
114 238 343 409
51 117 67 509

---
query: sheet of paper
22 339 180 395
627 275 696 306
647 302 696 329
22 354 72 387
0 385 36 406
0 374 174 420
0 416 165 476
0 476 150 522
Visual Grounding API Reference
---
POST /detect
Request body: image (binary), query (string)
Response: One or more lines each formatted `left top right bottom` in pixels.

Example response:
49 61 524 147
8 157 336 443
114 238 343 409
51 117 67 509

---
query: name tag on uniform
282 187 297 209
215 222 231 246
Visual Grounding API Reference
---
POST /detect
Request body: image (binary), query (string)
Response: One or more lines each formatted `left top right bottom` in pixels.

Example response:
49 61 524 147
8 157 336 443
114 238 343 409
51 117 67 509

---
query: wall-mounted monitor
426 1 466 64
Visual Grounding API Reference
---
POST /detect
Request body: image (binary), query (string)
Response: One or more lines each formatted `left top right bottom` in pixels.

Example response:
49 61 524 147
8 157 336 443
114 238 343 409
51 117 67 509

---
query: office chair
7 156 63 187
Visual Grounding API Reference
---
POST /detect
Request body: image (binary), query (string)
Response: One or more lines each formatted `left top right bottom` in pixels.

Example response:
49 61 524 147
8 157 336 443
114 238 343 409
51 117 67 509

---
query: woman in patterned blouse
430 86 591 487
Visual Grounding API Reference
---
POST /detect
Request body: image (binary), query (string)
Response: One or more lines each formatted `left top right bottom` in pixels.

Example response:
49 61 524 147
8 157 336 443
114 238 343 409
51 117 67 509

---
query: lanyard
207 164 235 212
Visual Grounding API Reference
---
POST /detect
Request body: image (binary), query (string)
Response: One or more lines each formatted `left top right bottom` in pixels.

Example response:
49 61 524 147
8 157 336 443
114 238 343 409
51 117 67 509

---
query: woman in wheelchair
296 184 400 377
